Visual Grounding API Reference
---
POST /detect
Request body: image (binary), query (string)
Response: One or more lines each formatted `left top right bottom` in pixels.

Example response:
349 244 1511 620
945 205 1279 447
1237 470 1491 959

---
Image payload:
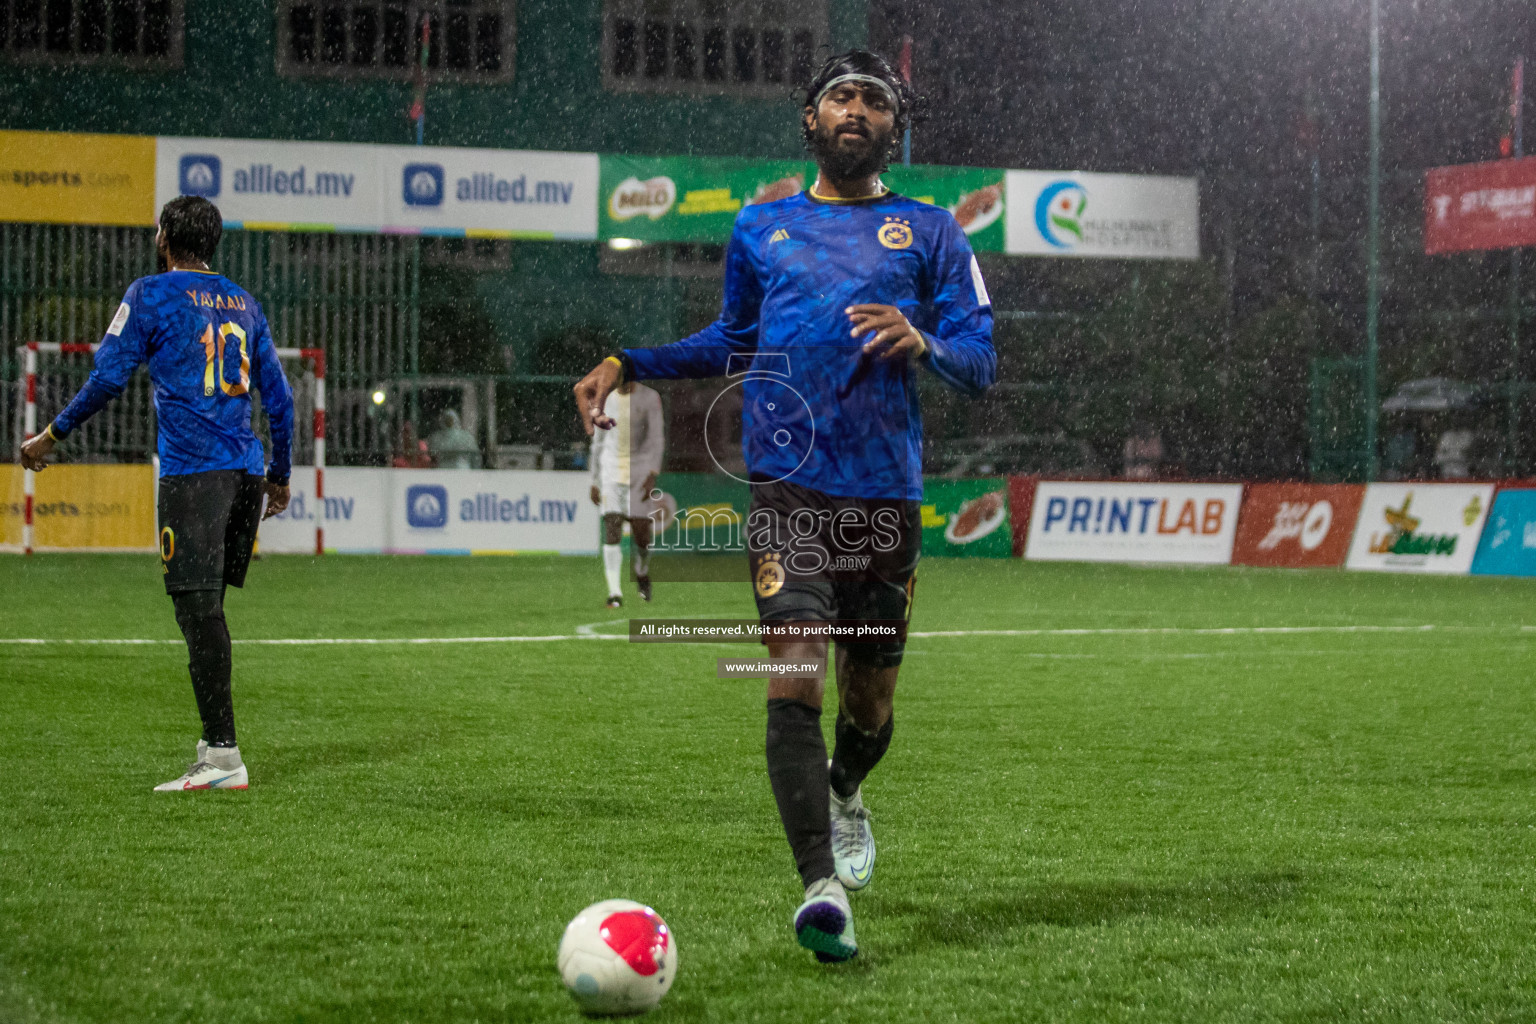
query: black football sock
765 698 835 888
172 589 236 748
830 712 893 799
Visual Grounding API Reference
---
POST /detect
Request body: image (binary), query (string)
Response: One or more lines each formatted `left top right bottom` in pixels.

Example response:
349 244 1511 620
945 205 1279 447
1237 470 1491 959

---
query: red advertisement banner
1007 476 1038 557
1232 483 1364 568
1424 157 1536 254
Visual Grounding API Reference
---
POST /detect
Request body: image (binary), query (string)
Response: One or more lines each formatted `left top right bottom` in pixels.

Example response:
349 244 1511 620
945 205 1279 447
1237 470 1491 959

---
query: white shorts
600 484 676 525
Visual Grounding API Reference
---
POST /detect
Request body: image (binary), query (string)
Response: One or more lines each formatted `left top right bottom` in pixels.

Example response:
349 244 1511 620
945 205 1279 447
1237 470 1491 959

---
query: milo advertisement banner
921 478 1013 557
881 165 1006 252
602 156 815 243
600 155 1007 251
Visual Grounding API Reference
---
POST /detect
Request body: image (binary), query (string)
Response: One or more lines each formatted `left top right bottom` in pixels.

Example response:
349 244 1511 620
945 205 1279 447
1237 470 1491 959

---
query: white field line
0 623 1525 647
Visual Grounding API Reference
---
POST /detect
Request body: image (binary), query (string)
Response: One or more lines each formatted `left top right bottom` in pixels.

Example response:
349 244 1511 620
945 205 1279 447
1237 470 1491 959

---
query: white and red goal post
17 342 325 556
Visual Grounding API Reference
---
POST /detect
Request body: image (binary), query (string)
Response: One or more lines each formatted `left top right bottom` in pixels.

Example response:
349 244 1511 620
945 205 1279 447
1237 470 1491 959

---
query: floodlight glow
607 238 645 250
371 390 387 405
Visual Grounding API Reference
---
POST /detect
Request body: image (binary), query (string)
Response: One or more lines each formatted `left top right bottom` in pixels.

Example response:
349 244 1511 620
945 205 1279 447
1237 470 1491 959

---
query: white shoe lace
830 801 871 858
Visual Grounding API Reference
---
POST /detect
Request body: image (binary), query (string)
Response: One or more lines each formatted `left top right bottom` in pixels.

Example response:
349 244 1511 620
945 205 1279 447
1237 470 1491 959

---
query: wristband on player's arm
43 422 66 442
605 353 633 383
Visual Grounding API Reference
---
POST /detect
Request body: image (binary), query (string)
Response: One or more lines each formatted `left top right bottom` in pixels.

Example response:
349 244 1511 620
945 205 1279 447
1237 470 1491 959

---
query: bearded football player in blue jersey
574 51 995 961
20 196 294 793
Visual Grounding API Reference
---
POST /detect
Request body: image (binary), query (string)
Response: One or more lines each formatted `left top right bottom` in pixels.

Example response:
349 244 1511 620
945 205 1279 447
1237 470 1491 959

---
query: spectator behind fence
1123 422 1164 480
1434 427 1474 479
428 410 481 469
392 421 435 468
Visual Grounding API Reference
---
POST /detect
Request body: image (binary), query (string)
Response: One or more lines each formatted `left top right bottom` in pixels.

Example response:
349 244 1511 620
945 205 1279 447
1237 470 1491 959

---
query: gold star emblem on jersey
878 217 913 250
755 552 786 597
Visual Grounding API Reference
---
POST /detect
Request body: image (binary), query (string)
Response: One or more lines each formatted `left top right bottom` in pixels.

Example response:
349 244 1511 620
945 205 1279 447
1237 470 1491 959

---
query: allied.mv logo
877 217 913 250
406 484 449 529
402 163 445 207
178 155 221 197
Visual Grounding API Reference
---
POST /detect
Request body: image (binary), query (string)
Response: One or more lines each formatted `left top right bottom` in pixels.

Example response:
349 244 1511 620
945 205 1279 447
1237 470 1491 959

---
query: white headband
813 73 900 112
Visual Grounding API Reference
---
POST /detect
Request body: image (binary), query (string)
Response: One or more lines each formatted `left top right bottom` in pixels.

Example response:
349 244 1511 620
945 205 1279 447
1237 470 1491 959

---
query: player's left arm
20 284 148 471
851 216 996 396
250 311 294 518
915 216 996 396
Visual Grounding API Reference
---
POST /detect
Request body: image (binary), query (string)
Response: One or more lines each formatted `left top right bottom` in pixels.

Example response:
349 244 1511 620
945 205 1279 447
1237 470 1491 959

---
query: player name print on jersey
185 290 247 310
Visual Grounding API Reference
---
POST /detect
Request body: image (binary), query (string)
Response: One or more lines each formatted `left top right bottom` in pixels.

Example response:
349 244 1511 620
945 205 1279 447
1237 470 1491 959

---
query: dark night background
870 0 1536 480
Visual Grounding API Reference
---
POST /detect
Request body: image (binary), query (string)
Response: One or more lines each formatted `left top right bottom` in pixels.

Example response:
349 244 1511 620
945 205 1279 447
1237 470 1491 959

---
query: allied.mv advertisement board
1025 481 1243 564
1344 483 1494 574
157 136 599 239
256 468 600 554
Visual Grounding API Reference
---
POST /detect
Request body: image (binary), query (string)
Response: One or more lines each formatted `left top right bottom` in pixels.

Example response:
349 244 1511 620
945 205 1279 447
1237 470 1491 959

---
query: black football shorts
157 470 265 594
745 478 921 667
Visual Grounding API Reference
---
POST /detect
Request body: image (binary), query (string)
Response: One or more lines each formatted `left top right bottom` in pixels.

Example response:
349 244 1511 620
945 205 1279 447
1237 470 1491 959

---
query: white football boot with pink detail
154 743 247 791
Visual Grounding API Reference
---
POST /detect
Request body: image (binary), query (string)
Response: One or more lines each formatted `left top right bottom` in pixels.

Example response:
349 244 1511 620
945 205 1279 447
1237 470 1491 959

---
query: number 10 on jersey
201 321 250 398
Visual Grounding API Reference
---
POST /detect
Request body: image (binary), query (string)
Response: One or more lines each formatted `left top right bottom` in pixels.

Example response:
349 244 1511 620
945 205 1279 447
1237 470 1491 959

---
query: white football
557 899 677 1016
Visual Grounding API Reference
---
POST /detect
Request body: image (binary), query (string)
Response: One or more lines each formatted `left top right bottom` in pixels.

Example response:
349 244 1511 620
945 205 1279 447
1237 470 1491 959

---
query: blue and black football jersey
623 190 995 501
52 269 294 482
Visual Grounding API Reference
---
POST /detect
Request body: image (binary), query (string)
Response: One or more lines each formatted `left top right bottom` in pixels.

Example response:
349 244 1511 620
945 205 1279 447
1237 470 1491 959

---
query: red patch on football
599 909 669 977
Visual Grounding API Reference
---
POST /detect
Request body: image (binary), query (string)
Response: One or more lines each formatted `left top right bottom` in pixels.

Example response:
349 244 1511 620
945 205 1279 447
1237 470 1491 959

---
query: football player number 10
201 320 250 398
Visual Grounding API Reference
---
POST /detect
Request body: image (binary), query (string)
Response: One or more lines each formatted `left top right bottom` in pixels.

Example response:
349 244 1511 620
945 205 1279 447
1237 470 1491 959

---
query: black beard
808 120 893 184
155 248 169 274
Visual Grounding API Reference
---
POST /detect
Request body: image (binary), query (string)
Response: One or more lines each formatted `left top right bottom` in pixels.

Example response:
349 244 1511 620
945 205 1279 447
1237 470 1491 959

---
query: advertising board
1344 483 1495 574
157 136 599 238
256 468 600 554
1231 483 1364 568
1424 157 1536 254
1025 482 1242 564
920 478 1013 557
1469 489 1536 577
1005 171 1200 259
0 130 156 227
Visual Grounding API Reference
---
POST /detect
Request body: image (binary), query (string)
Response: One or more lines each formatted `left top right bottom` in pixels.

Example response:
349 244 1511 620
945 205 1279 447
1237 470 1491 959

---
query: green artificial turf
2 554 1535 1023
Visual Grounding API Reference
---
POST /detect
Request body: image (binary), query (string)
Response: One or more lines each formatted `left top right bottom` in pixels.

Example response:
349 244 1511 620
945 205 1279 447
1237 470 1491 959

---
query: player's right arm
573 223 762 435
19 283 149 471
621 227 763 381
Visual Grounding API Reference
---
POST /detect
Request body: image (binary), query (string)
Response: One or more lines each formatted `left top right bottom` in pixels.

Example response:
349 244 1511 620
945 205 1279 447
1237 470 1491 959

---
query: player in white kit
589 380 666 607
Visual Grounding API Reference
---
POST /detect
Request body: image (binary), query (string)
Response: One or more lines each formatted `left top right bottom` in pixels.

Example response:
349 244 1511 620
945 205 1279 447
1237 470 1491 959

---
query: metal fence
2 224 420 465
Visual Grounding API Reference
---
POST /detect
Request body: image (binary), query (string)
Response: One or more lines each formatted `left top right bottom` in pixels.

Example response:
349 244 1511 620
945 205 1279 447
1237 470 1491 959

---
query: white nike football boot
793 876 857 962
829 770 875 891
154 743 247 791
